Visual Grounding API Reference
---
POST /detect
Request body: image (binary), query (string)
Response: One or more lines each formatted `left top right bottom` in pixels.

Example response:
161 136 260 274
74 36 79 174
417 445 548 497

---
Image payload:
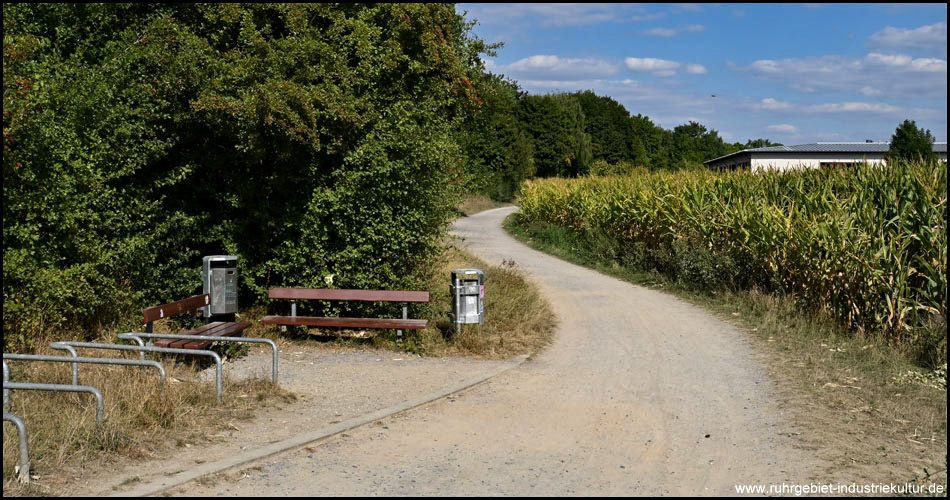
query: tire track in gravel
170 206 818 496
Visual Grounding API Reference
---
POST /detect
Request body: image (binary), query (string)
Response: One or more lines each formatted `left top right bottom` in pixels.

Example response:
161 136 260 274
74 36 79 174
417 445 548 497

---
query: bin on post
450 269 484 330
202 255 239 322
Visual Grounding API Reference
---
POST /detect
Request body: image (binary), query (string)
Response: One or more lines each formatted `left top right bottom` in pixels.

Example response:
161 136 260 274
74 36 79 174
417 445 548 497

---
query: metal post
3 360 9 413
3 412 30 483
454 275 461 337
284 300 297 333
398 302 408 338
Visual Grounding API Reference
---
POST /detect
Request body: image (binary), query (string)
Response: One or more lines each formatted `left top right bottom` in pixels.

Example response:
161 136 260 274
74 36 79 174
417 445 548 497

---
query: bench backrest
268 288 429 303
143 294 210 324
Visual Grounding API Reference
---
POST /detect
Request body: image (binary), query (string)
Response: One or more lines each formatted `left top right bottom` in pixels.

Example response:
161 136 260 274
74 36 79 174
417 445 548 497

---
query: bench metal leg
283 300 296 333
397 302 408 338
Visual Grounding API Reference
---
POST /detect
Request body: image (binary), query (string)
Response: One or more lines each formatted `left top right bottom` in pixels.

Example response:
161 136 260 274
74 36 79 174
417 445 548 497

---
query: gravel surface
77 344 513 497
96 206 821 496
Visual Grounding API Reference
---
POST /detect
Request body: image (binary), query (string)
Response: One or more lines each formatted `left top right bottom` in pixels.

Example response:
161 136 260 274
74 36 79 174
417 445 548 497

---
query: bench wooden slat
260 315 428 330
152 321 252 350
143 294 210 324
175 322 250 349
267 288 429 303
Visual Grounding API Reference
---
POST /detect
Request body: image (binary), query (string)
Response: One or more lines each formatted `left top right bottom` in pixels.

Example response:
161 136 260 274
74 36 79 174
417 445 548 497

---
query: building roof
704 142 948 165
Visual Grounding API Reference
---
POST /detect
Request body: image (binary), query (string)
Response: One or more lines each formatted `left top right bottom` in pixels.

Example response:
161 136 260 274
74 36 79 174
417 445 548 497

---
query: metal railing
3 353 166 387
3 381 104 424
50 341 224 402
3 360 9 413
118 332 279 383
3 412 30 484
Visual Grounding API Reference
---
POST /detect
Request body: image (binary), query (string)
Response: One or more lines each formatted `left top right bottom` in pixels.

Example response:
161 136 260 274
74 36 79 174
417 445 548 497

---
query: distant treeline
460 82 781 201
2 3 773 350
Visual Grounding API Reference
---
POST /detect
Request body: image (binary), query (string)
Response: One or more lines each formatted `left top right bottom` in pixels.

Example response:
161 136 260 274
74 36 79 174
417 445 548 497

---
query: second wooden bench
260 288 429 336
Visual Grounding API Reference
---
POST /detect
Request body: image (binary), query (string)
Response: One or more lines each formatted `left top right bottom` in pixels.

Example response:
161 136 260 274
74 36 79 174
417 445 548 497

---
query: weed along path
167 206 819 496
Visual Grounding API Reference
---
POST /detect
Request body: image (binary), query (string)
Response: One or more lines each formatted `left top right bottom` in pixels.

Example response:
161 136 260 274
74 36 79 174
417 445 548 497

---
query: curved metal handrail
3 381 104 424
3 353 166 387
3 412 30 483
118 332 278 383
50 341 223 403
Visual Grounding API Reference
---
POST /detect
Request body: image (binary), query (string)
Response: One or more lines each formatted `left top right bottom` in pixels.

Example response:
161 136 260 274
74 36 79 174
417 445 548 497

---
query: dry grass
717 290 948 487
412 244 557 359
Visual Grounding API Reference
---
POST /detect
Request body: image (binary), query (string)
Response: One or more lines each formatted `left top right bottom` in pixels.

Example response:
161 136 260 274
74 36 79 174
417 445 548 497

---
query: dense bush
3 3 489 350
520 161 947 361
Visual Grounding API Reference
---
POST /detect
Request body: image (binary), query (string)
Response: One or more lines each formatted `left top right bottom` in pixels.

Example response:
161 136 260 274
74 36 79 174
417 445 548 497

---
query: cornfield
520 161 947 356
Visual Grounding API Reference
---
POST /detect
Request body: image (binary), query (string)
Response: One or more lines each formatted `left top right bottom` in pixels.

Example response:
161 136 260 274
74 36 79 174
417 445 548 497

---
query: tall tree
630 113 662 170
889 119 936 163
517 93 590 177
572 90 635 164
458 73 535 201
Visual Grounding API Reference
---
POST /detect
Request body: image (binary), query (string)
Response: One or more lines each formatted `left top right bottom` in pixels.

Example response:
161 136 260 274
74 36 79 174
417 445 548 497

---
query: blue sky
455 3 948 145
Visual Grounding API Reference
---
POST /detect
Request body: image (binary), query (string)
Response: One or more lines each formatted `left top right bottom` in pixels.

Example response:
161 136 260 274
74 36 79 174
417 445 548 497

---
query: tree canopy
889 119 936 163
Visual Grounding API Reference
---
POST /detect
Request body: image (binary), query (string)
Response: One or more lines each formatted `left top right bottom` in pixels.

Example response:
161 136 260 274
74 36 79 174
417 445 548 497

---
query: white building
704 142 948 172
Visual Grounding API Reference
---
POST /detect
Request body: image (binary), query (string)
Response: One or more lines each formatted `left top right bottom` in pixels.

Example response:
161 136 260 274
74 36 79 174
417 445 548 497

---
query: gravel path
107 206 818 496
81 345 515 497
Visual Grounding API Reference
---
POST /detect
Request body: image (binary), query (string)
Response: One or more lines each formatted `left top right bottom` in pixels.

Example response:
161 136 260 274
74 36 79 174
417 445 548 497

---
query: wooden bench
143 293 252 350
260 288 429 336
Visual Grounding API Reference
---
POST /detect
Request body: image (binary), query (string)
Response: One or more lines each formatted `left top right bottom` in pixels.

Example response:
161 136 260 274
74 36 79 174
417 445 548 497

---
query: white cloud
460 3 635 28
748 96 912 116
737 52 947 99
865 52 946 72
756 98 792 110
807 102 903 114
488 55 619 81
630 4 705 23
684 64 708 74
642 24 706 37
631 12 667 22
868 21 947 56
625 57 706 77
767 124 799 133
748 97 915 117
643 28 677 37
626 57 679 72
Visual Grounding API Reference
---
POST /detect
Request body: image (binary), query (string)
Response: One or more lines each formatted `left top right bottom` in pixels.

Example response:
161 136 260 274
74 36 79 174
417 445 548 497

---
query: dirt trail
152 206 819 496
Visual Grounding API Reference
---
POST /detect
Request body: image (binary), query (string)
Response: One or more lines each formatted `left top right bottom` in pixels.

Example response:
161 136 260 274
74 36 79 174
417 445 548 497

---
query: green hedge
3 4 488 350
